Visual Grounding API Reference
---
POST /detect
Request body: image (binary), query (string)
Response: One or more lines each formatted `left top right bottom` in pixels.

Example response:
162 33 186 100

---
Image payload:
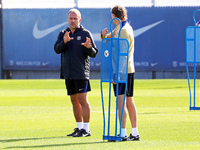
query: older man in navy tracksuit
54 8 98 137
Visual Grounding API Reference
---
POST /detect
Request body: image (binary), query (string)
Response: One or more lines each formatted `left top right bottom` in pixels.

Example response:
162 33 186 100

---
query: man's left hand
81 37 92 49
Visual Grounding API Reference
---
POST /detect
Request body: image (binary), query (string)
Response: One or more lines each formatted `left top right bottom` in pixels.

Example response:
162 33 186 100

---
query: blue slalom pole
101 18 130 141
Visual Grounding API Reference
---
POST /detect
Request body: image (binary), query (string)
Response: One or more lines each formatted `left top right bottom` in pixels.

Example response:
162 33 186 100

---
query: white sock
76 122 83 130
132 127 139 136
83 122 89 132
120 128 127 137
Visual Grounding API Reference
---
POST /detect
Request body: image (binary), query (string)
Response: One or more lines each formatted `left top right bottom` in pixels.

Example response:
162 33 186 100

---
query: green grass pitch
0 79 200 149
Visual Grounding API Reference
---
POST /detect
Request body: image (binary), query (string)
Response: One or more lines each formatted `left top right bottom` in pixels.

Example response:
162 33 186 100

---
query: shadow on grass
4 141 106 149
1 136 107 149
0 136 67 143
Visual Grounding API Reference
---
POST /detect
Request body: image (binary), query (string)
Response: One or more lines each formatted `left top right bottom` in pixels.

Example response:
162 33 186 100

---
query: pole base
190 106 200 110
103 135 122 142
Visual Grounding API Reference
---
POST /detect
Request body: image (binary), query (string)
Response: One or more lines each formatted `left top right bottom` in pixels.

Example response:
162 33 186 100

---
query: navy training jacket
54 25 98 80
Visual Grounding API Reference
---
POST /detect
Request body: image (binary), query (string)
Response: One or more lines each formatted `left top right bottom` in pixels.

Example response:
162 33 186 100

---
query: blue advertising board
2 7 199 71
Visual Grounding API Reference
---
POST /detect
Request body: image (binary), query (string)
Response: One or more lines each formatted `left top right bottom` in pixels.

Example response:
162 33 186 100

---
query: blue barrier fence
1 7 200 72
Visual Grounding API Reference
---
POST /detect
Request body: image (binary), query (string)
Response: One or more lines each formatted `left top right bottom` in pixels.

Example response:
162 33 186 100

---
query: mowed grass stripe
0 79 200 150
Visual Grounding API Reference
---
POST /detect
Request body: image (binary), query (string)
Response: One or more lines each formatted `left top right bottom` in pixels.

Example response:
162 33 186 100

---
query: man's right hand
63 31 74 44
101 28 108 37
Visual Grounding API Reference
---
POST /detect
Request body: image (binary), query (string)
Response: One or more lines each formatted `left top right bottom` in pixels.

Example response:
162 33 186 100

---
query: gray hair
68 8 81 19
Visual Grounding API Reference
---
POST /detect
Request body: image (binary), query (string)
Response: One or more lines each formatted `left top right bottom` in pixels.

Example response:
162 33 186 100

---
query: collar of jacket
66 25 84 34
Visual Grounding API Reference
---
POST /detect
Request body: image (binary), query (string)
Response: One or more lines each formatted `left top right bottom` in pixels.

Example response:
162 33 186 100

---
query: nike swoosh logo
151 62 158 67
96 63 101 66
33 20 164 40
33 21 68 39
78 88 84 91
42 62 49 66
134 20 164 37
92 20 164 41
